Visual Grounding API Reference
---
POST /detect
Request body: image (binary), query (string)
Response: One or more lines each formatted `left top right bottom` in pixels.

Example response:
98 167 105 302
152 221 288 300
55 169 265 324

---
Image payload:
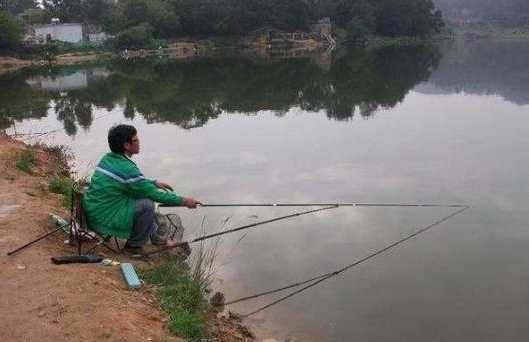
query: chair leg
77 229 83 256
114 237 122 252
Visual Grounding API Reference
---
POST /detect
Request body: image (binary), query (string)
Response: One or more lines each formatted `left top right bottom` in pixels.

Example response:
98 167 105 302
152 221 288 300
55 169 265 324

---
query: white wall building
33 23 83 43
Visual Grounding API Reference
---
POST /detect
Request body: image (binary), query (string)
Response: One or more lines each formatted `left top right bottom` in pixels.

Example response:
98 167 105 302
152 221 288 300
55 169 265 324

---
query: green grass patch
49 176 74 208
141 257 211 340
15 149 36 173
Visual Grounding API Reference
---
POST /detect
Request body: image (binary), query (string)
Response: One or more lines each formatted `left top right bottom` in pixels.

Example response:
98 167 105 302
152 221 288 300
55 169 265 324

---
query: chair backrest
72 185 89 231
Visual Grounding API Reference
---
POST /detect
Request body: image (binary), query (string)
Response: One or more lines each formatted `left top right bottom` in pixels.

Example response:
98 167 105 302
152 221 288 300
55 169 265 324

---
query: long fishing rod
224 205 469 317
160 202 467 208
144 205 339 257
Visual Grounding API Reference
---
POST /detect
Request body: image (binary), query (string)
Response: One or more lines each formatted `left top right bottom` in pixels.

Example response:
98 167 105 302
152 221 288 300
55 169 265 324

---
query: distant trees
374 0 444 37
107 0 180 38
37 0 446 49
434 0 529 25
0 0 38 15
42 0 112 25
0 11 24 50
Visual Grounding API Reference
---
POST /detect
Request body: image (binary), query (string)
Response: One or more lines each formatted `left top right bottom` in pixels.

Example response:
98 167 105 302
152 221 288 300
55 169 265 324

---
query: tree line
434 0 529 25
2 0 444 50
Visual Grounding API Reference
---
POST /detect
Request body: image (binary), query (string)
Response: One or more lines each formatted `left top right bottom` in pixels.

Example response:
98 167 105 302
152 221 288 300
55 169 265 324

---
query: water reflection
417 40 529 104
1 44 440 134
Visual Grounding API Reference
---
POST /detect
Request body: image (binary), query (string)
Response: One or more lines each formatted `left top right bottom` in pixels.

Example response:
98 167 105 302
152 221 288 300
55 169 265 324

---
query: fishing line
144 205 339 257
225 206 470 317
161 202 467 208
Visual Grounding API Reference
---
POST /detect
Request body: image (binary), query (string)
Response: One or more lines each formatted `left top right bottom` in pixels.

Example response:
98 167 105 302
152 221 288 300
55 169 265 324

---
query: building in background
32 22 83 43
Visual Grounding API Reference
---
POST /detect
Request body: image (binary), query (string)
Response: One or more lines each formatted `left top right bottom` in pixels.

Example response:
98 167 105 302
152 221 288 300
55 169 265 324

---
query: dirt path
0 135 178 342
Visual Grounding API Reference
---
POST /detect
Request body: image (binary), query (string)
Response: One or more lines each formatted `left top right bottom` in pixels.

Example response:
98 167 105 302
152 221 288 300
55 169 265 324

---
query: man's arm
129 178 201 208
129 178 184 205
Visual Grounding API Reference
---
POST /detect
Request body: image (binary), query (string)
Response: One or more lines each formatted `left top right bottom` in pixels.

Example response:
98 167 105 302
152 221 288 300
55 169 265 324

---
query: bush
15 149 36 173
49 176 74 207
49 176 73 195
0 10 24 50
110 23 158 50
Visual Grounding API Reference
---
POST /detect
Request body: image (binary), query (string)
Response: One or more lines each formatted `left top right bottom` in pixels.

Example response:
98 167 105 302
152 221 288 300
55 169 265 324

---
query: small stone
101 259 113 266
16 265 26 270
38 311 46 317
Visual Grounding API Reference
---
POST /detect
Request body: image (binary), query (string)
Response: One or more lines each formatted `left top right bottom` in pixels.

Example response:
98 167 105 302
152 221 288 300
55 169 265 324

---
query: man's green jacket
83 153 183 238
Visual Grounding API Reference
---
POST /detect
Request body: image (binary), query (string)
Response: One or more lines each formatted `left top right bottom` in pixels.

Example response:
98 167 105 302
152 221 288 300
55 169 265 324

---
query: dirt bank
0 41 208 77
0 57 33 76
0 52 111 77
0 134 254 342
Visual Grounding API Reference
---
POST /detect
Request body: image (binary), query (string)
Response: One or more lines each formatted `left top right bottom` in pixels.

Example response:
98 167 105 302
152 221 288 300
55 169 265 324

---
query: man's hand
182 197 202 209
155 181 174 191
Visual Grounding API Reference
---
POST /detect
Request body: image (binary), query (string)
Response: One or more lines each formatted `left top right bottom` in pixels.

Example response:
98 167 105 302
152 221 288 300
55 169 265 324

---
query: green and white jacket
83 153 183 238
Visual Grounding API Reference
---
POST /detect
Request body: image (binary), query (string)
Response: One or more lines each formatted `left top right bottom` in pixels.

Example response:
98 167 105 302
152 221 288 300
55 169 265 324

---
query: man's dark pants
127 199 158 247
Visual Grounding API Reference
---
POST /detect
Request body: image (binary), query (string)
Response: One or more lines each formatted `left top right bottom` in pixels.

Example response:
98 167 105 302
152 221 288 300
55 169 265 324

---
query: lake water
2 40 529 341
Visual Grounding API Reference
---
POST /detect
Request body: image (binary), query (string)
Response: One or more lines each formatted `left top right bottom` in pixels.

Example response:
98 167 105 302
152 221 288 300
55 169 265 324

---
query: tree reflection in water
1 44 442 135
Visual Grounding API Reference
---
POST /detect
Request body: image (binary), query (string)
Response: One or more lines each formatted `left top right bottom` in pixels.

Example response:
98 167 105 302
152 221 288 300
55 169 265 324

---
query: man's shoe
123 244 145 256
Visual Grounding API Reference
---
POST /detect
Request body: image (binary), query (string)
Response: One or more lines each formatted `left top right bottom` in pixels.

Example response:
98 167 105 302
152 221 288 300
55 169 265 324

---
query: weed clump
49 176 74 207
141 257 210 340
15 149 36 173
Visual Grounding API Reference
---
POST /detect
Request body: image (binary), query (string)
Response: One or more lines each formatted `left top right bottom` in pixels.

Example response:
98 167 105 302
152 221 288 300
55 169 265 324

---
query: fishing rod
160 202 467 208
7 223 70 256
228 205 470 317
144 205 339 257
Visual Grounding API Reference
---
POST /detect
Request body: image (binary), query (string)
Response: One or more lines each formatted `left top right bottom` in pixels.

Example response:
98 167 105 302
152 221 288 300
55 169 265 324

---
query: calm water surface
2 41 529 341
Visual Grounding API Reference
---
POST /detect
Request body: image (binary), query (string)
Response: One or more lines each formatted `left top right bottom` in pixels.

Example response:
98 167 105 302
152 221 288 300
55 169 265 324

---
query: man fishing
83 124 201 255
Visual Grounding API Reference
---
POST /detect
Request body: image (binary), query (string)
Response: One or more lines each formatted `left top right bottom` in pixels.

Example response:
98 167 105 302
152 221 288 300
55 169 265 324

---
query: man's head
108 124 140 156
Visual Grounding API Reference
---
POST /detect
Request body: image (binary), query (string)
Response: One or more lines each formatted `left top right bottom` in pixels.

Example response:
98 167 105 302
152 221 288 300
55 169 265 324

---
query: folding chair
70 185 123 255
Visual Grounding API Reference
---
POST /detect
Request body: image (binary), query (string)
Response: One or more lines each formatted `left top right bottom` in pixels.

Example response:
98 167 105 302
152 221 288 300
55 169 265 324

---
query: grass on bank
141 257 211 340
15 149 36 173
141 218 225 340
49 175 74 208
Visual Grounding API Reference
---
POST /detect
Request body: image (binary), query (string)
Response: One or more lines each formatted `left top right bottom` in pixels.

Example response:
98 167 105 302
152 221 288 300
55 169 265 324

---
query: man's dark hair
108 124 137 154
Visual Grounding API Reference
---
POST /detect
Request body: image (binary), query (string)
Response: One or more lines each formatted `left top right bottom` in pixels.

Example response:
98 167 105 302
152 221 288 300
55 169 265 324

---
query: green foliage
0 10 24 50
36 0 446 41
141 257 210 340
109 0 180 38
49 176 74 207
15 149 36 173
49 176 73 195
42 0 112 26
374 0 444 37
168 311 203 339
110 23 160 50
0 0 38 15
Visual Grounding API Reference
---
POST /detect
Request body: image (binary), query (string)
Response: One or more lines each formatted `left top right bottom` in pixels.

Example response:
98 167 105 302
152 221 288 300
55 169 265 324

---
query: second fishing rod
161 202 467 208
